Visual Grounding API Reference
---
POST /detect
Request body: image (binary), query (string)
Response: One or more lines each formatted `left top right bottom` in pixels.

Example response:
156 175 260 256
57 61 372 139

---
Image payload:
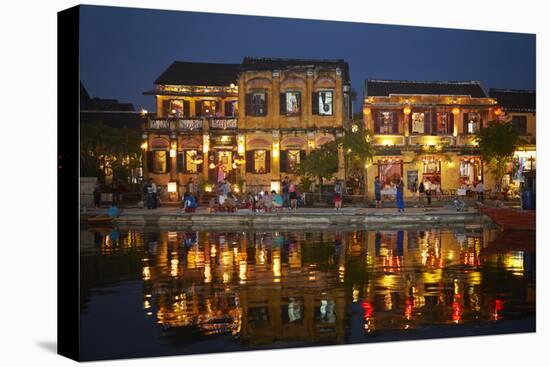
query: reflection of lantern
494 107 502 116
452 107 460 115
209 162 215 169
403 106 411 115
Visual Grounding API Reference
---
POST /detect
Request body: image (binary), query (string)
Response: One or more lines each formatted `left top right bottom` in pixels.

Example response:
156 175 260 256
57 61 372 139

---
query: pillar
271 130 280 182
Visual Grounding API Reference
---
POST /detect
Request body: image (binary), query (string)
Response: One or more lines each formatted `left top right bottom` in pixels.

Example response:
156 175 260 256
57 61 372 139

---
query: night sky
79 5 536 113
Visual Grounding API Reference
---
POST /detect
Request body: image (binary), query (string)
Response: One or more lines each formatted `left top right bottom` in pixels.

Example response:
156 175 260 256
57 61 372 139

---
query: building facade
488 89 536 188
142 57 352 198
363 79 500 198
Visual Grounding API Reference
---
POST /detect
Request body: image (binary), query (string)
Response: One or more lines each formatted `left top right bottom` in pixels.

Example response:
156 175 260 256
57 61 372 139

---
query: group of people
374 176 406 212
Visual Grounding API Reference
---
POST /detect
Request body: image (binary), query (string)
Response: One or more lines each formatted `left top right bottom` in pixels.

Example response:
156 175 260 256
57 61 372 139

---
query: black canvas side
57 5 80 362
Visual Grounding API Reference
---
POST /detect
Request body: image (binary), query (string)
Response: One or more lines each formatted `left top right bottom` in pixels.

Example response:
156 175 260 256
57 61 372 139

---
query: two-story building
363 79 500 198
489 89 536 187
142 57 352 198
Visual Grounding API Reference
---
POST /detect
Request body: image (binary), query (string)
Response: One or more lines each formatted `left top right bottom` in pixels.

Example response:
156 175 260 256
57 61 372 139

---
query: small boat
82 215 114 224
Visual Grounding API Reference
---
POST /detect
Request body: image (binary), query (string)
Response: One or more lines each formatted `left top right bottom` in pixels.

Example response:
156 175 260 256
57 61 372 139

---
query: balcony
209 118 238 130
408 135 455 147
146 117 239 132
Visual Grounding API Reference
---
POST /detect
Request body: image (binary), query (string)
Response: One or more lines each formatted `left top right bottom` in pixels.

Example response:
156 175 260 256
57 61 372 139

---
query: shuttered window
512 115 528 134
246 92 267 116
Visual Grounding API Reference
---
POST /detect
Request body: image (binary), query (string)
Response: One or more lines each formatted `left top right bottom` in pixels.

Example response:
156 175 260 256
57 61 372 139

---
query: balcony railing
146 117 239 132
209 118 238 130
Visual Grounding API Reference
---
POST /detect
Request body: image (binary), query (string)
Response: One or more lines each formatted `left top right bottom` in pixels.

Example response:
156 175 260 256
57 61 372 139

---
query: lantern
363 106 371 116
494 107 503 116
403 106 411 115
452 107 460 115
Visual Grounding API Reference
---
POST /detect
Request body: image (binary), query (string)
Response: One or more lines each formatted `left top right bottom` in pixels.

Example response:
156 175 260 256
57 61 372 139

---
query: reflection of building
142 57 352 197
488 89 536 186
363 79 500 197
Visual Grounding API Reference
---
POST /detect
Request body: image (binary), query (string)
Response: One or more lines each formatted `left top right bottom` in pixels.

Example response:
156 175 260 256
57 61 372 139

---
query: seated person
272 190 283 209
262 191 273 212
181 192 198 212
223 193 237 211
107 205 120 218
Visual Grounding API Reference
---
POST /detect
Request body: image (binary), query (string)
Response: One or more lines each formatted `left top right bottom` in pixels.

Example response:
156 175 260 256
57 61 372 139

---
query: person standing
93 179 102 208
476 181 485 202
146 178 158 209
186 177 195 195
396 178 405 213
374 176 382 209
289 180 298 211
282 176 290 209
424 179 432 206
411 178 418 206
418 180 425 206
334 180 343 210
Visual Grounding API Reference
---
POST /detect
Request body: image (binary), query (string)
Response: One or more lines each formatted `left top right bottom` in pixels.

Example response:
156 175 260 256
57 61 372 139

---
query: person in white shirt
476 182 485 202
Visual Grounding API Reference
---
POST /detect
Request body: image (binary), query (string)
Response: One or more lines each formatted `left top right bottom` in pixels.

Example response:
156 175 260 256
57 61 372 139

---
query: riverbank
82 206 494 230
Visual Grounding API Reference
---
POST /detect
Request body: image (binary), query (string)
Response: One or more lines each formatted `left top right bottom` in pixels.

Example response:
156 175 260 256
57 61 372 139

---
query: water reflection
80 226 535 357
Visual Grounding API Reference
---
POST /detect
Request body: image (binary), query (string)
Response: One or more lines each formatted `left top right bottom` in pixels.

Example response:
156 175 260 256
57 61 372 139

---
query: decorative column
306 131 316 154
336 130 345 180
272 70 280 130
202 133 210 179
271 130 280 182
141 133 149 180
335 68 343 129
169 132 178 182
306 69 314 129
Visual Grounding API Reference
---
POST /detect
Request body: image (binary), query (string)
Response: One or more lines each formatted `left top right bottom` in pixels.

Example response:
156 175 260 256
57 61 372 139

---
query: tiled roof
80 82 135 111
154 61 241 86
365 79 488 98
489 88 536 112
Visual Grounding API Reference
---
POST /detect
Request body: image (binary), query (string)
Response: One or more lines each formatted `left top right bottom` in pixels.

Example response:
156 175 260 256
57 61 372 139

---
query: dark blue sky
80 5 536 112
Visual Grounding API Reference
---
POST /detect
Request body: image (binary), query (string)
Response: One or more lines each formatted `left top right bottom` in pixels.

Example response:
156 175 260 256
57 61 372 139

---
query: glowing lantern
363 106 371 116
452 107 460 115
403 106 411 115
494 107 503 116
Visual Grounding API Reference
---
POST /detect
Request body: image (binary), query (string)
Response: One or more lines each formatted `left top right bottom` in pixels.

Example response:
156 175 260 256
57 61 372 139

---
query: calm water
80 226 535 361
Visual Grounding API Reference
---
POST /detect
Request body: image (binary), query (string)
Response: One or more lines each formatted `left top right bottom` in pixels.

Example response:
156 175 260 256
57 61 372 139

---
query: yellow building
142 57 352 198
363 79 501 198
489 89 536 187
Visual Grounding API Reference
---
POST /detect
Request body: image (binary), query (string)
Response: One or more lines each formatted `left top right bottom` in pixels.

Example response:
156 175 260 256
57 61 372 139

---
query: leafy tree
297 142 338 198
475 120 522 191
336 128 375 197
80 121 142 184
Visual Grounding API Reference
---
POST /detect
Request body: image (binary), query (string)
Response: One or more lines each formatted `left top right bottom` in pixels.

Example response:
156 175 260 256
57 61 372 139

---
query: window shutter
300 150 307 162
374 111 380 133
146 151 153 173
422 112 430 135
215 100 221 115
449 113 454 135
162 100 171 116
312 92 319 115
195 101 203 117
245 151 254 173
431 111 437 135
463 113 469 134
408 113 413 134
245 94 252 116
183 100 190 117
265 151 271 173
263 93 268 116
165 151 172 172
479 113 484 130
177 152 184 173
296 92 302 115
280 150 288 173
280 93 287 115
392 112 398 133
224 101 233 117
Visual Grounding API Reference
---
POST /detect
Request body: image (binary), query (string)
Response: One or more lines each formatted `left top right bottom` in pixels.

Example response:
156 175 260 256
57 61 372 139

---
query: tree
475 120 521 191
297 142 338 199
80 121 142 183
336 128 375 197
